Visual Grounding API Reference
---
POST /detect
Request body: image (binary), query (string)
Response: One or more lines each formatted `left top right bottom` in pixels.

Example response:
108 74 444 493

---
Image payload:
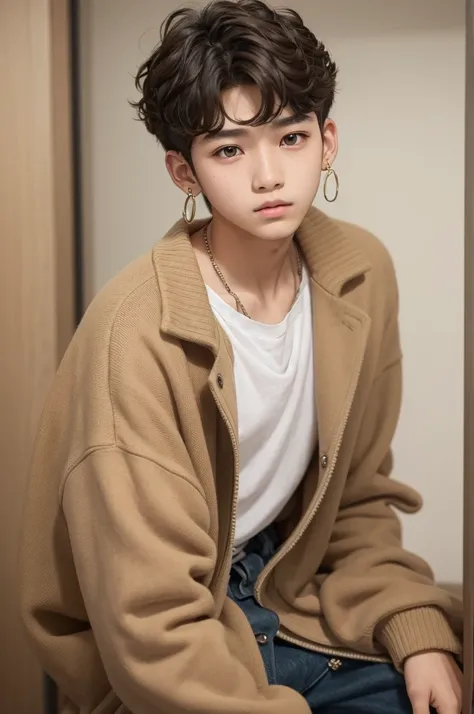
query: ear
321 119 339 169
165 151 202 197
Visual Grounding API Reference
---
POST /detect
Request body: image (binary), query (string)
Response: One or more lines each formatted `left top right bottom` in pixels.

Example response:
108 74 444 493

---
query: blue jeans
228 526 434 713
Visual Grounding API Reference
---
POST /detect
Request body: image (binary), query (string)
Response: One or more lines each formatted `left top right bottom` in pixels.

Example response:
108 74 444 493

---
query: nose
252 148 284 193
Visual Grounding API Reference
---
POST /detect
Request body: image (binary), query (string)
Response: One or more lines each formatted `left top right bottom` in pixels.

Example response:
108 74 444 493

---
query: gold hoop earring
182 188 196 224
323 163 339 203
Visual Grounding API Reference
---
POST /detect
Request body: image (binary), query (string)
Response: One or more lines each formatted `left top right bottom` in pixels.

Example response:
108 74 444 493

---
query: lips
255 200 292 212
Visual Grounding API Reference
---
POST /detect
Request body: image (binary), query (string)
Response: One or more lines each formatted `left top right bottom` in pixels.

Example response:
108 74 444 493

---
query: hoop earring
323 163 339 203
182 188 196 224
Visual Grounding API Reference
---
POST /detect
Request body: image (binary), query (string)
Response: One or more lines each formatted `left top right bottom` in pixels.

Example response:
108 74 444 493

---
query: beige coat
20 208 462 714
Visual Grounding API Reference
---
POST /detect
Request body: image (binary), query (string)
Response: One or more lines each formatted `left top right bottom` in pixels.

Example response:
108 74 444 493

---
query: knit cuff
378 606 461 671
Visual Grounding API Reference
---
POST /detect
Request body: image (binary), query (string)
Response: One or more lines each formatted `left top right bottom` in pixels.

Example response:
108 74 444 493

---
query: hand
404 652 462 713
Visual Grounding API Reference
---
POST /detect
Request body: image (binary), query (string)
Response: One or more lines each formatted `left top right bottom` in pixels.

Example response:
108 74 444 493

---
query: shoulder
326 218 401 345
333 218 399 308
79 251 159 341
68 246 175 395
334 217 396 280
47 249 169 470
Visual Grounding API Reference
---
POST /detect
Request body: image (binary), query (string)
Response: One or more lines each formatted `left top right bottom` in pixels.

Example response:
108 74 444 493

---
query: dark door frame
464 0 474 709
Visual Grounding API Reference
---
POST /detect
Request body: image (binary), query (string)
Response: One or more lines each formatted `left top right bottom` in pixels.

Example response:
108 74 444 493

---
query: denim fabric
228 526 435 714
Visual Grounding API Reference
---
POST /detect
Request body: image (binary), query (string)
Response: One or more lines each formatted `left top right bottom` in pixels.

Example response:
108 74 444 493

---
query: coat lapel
153 206 374 471
310 279 371 461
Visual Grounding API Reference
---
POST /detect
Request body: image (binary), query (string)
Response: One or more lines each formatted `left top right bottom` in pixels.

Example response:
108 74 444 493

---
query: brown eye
216 146 241 158
282 133 306 147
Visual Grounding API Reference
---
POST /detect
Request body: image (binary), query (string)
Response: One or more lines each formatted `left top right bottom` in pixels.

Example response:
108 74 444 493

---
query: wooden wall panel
0 1 75 712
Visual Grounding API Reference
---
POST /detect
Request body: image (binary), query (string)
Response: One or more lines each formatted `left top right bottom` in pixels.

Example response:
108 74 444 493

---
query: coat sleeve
318 255 462 670
63 447 310 714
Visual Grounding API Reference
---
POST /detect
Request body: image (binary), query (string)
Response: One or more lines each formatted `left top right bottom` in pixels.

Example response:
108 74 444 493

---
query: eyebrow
203 113 312 143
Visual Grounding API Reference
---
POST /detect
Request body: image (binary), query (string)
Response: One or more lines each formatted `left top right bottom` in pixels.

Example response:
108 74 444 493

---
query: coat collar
152 206 372 351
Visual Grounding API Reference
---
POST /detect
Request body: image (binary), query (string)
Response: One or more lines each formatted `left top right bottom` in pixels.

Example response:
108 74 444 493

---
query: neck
205 215 295 298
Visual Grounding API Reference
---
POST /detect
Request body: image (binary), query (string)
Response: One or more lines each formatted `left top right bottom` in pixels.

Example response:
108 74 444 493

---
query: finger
438 697 461 714
408 691 431 714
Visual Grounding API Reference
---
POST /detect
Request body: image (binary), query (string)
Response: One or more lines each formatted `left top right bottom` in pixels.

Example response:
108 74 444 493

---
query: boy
20 1 464 713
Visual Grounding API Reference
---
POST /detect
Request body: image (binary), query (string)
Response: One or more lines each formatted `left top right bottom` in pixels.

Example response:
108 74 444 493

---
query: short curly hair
132 0 338 167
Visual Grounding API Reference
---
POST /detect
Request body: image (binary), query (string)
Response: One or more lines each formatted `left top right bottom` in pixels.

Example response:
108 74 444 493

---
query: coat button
217 374 224 388
255 633 268 645
328 658 342 671
320 454 328 468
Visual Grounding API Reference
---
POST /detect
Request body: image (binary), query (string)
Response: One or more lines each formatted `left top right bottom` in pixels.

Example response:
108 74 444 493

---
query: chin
250 216 303 241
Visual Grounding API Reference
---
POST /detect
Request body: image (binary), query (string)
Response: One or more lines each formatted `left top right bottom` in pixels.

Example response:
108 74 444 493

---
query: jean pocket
255 631 278 685
300 656 332 695
274 640 333 695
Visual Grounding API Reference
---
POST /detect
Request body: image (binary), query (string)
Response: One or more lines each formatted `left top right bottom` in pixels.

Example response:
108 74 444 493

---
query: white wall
81 0 465 582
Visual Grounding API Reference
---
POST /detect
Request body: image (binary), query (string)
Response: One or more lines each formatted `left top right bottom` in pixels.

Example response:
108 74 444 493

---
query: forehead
220 84 292 125
191 84 318 149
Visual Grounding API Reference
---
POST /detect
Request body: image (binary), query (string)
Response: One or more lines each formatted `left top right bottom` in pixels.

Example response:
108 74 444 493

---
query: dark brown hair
131 0 338 167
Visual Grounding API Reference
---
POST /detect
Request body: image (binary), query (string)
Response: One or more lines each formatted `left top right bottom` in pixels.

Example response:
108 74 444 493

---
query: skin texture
166 84 464 712
404 652 462 714
166 84 337 323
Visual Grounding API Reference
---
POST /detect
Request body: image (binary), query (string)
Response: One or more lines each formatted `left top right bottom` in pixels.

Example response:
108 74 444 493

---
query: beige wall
81 0 465 582
0 1 75 711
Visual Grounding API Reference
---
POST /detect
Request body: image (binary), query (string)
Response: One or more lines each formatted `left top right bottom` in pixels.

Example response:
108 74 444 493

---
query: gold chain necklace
203 224 303 319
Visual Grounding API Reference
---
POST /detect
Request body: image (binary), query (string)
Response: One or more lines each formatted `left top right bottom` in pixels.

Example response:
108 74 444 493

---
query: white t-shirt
207 266 317 561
